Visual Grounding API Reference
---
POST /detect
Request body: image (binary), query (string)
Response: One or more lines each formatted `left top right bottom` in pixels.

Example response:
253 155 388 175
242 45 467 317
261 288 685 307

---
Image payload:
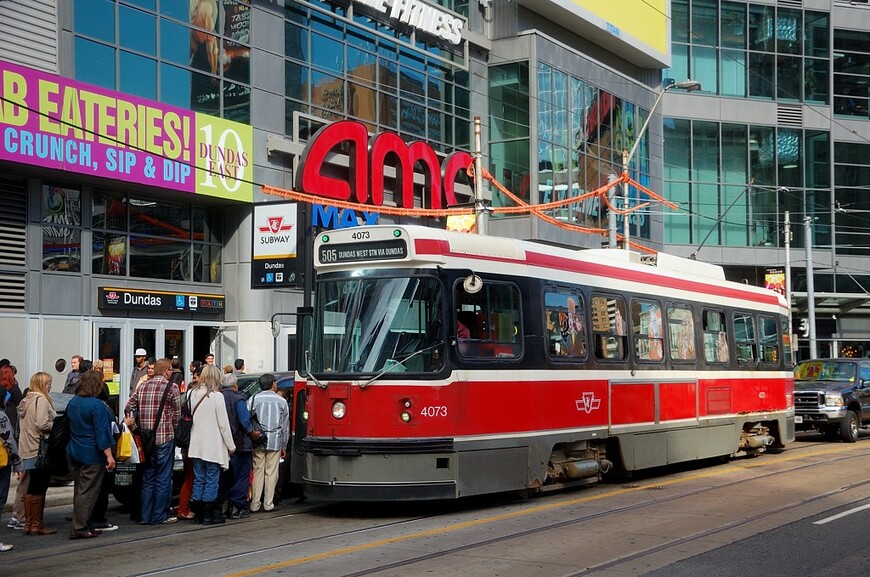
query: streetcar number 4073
420 406 447 417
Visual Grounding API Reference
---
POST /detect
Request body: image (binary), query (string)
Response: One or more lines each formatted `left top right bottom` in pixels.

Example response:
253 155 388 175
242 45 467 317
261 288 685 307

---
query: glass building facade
73 0 253 122
664 0 870 358
488 50 653 242
282 1 471 151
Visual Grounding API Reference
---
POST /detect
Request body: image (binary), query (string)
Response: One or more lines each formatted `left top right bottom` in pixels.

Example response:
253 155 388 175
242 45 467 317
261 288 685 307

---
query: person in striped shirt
246 374 289 513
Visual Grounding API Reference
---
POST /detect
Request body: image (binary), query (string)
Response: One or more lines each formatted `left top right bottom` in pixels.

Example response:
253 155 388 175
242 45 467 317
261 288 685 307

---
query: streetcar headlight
400 411 412 423
331 401 347 419
824 394 844 407
302 409 309 421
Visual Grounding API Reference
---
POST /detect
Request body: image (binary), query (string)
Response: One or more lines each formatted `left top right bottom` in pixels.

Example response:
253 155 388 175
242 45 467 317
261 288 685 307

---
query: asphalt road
1 433 869 577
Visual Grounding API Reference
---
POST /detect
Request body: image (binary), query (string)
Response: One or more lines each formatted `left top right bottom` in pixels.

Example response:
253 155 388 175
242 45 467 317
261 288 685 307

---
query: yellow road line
224 445 867 577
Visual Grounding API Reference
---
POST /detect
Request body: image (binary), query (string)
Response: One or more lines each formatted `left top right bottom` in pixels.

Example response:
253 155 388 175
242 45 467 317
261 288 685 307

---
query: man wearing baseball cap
130 348 149 391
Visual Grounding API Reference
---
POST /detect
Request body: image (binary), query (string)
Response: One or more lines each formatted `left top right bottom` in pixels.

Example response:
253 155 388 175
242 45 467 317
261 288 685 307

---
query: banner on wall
0 59 252 202
252 202 299 289
765 269 785 296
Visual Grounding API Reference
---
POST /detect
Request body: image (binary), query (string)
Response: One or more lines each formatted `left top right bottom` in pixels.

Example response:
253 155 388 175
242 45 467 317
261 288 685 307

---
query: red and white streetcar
299 225 794 501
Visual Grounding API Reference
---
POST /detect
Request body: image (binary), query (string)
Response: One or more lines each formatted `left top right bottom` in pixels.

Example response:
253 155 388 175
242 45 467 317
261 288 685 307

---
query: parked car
793 358 870 442
111 445 185 506
235 371 295 400
48 392 74 484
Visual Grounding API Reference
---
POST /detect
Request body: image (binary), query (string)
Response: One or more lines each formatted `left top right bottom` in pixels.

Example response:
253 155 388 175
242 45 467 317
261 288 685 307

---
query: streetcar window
758 315 779 365
631 299 663 362
702 310 729 364
667 306 696 361
733 314 757 365
544 290 587 358
454 281 522 359
591 295 627 361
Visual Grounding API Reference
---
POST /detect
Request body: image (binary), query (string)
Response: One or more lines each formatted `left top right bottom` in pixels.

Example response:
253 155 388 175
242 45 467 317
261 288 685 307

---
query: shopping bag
115 426 133 462
128 431 141 465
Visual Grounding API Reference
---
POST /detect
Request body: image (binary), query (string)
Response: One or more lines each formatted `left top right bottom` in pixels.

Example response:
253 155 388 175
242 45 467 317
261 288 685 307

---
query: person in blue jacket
66 370 115 540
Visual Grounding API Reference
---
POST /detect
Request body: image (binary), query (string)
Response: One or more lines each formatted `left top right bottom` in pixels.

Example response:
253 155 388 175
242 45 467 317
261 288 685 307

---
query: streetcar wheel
840 411 859 443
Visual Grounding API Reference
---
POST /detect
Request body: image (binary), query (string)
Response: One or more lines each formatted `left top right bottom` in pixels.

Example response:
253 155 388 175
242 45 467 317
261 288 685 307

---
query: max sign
295 120 473 210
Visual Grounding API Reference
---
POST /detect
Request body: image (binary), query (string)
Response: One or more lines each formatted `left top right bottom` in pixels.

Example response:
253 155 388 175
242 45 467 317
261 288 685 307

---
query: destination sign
318 239 408 264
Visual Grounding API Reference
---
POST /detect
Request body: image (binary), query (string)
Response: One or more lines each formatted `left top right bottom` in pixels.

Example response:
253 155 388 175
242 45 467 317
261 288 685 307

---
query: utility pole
804 216 817 358
622 148 631 250
473 117 488 236
607 173 618 248
613 79 701 250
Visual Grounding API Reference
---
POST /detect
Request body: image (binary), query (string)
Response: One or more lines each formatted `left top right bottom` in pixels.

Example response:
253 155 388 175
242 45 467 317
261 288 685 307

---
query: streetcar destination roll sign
319 239 408 264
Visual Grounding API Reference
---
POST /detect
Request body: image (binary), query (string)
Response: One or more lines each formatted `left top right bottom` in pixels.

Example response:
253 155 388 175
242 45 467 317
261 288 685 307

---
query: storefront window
91 192 221 283
42 185 82 272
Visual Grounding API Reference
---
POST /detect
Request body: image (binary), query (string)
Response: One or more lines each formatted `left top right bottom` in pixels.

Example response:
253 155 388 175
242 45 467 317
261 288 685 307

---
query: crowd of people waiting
0 351 291 551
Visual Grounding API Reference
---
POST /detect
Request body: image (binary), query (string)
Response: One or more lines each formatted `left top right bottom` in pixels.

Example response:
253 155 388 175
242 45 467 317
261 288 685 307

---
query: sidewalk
2 474 75 514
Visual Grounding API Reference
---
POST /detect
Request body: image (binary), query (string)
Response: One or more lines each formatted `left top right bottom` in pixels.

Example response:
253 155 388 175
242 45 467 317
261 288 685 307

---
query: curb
2 479 75 514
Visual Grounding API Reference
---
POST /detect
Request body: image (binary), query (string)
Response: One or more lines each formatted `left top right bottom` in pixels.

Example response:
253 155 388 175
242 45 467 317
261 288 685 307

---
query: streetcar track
160 442 870 577
333 448 870 577
5 438 868 576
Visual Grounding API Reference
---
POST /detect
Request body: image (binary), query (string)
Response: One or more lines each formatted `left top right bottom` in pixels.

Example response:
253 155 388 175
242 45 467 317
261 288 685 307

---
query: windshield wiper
305 350 327 389
357 342 443 389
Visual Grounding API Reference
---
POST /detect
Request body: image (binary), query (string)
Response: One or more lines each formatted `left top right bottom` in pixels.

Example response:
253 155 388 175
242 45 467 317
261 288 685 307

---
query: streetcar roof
314 225 787 311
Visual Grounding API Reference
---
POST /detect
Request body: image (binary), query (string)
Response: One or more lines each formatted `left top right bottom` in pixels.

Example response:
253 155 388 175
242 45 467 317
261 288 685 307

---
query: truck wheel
840 411 859 443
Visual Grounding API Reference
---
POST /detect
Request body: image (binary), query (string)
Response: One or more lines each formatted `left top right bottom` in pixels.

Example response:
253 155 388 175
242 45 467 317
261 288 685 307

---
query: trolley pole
473 116 488 236
804 216 817 358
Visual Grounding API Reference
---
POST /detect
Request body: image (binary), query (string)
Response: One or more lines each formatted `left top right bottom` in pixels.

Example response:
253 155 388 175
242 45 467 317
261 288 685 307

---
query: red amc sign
295 120 473 209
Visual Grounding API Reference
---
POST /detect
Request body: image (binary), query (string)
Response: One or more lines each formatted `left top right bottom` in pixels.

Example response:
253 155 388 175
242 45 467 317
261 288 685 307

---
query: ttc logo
575 392 601 414
259 216 293 234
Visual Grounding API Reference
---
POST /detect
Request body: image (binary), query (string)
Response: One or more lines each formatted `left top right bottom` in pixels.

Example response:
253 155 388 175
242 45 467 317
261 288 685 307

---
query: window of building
544 290 587 359
489 61 531 216
73 0 252 123
663 120 831 249
91 191 221 282
668 305 696 361
42 185 82 272
833 141 870 255
591 295 627 361
632 299 664 362
833 29 870 119
283 2 469 152
533 63 651 237
670 1 829 104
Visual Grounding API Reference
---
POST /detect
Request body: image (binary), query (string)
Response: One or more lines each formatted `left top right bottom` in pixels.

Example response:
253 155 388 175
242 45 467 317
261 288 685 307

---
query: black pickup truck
793 358 870 443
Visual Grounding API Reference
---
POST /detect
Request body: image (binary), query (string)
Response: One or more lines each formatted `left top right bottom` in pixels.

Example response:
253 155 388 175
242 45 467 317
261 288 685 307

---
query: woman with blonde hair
17 372 56 535
186 364 234 524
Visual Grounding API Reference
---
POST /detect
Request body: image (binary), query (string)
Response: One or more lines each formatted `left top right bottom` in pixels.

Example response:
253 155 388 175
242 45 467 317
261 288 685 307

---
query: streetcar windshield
311 275 444 375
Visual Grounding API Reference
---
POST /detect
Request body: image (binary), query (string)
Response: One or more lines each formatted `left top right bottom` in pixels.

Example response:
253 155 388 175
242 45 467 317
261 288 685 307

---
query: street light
615 79 702 250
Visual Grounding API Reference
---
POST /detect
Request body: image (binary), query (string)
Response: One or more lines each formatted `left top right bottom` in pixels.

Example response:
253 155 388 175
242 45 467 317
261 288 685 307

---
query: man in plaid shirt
125 358 180 524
